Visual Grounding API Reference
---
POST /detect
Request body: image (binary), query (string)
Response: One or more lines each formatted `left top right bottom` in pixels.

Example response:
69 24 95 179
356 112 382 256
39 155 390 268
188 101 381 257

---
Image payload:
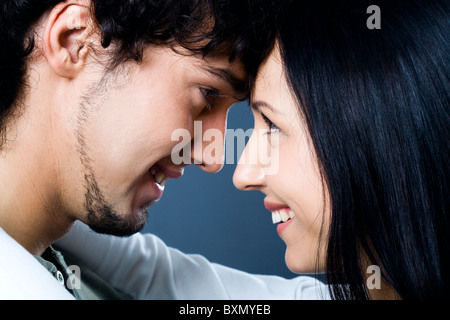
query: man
0 0 327 299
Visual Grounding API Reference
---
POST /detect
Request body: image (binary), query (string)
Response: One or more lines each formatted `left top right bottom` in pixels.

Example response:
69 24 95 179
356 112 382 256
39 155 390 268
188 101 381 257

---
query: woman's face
233 47 330 273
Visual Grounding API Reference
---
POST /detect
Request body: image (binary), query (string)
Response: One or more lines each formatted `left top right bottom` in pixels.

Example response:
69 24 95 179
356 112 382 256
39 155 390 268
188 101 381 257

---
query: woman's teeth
150 167 168 187
272 209 295 224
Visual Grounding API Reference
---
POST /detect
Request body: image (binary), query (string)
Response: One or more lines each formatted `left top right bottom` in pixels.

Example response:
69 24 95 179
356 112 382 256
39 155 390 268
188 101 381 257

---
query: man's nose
191 108 230 174
233 133 265 191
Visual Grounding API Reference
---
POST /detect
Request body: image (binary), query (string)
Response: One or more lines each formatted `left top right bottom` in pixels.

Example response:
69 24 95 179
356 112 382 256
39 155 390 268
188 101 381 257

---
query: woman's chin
284 245 324 275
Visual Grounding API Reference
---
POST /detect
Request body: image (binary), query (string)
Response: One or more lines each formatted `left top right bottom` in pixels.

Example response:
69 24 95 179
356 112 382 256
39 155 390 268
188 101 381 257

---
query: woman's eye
261 112 280 134
201 88 226 111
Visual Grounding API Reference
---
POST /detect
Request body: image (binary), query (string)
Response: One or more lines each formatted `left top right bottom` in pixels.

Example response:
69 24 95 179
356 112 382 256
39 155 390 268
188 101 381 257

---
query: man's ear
42 2 92 79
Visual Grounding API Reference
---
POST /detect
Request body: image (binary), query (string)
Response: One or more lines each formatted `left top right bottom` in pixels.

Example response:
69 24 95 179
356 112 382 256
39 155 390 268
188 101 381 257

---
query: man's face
55 45 247 236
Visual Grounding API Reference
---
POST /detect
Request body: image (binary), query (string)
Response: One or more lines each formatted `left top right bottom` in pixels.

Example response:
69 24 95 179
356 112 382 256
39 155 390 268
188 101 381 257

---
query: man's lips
134 163 184 214
149 163 184 186
157 165 184 180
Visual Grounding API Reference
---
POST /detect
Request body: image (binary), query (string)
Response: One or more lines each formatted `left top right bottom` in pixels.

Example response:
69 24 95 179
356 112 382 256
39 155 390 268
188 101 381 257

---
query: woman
233 0 449 299
57 0 449 300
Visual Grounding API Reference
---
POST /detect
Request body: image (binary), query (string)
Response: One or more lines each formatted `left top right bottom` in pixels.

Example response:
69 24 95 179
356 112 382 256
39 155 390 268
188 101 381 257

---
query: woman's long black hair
276 0 449 299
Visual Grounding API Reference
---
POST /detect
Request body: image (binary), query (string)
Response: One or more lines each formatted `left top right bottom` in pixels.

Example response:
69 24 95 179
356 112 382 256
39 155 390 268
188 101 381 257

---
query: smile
150 165 168 187
271 208 295 224
135 162 182 215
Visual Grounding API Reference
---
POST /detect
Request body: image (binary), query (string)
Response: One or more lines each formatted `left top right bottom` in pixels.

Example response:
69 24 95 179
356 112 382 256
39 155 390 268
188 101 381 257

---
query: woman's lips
264 199 296 235
276 217 294 235
264 200 290 212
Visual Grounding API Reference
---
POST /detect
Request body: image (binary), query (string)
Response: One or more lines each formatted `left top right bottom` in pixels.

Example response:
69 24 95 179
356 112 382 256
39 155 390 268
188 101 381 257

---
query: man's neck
0 126 74 256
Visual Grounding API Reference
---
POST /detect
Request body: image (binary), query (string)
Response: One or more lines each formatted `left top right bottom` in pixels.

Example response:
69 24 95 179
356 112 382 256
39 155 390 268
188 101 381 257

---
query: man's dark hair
0 0 278 146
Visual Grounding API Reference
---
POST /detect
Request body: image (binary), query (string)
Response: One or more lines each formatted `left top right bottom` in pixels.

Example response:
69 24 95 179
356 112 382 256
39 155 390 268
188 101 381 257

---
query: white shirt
0 227 74 300
54 222 330 300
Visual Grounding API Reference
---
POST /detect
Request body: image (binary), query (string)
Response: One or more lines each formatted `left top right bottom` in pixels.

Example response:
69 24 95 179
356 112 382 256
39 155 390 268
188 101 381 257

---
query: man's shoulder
0 227 74 300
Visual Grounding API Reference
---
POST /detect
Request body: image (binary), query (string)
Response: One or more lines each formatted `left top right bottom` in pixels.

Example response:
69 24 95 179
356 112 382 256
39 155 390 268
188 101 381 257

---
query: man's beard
76 87 147 237
82 169 148 237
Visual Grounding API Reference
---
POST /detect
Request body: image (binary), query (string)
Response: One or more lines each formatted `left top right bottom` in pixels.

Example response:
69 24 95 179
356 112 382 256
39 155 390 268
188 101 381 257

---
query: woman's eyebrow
204 66 249 100
251 100 281 114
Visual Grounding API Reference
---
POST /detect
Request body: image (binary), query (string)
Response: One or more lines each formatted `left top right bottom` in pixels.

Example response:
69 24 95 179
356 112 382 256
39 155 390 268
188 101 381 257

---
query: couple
0 0 448 300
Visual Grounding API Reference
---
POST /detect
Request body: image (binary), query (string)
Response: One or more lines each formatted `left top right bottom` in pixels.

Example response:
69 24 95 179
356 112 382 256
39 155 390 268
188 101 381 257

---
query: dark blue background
143 102 295 278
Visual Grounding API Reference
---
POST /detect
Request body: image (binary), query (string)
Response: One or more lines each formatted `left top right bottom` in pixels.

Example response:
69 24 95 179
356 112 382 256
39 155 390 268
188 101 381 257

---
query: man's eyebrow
204 66 249 101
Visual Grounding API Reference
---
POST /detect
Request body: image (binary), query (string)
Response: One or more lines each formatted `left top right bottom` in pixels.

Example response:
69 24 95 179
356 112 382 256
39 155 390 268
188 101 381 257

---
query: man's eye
201 88 226 111
261 112 280 134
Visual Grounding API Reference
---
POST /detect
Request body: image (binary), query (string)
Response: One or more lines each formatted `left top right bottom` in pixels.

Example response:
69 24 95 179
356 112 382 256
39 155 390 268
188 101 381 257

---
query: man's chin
85 208 148 237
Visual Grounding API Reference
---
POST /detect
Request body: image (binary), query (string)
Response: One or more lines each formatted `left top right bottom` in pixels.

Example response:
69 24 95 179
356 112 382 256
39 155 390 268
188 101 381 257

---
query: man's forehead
195 53 246 76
